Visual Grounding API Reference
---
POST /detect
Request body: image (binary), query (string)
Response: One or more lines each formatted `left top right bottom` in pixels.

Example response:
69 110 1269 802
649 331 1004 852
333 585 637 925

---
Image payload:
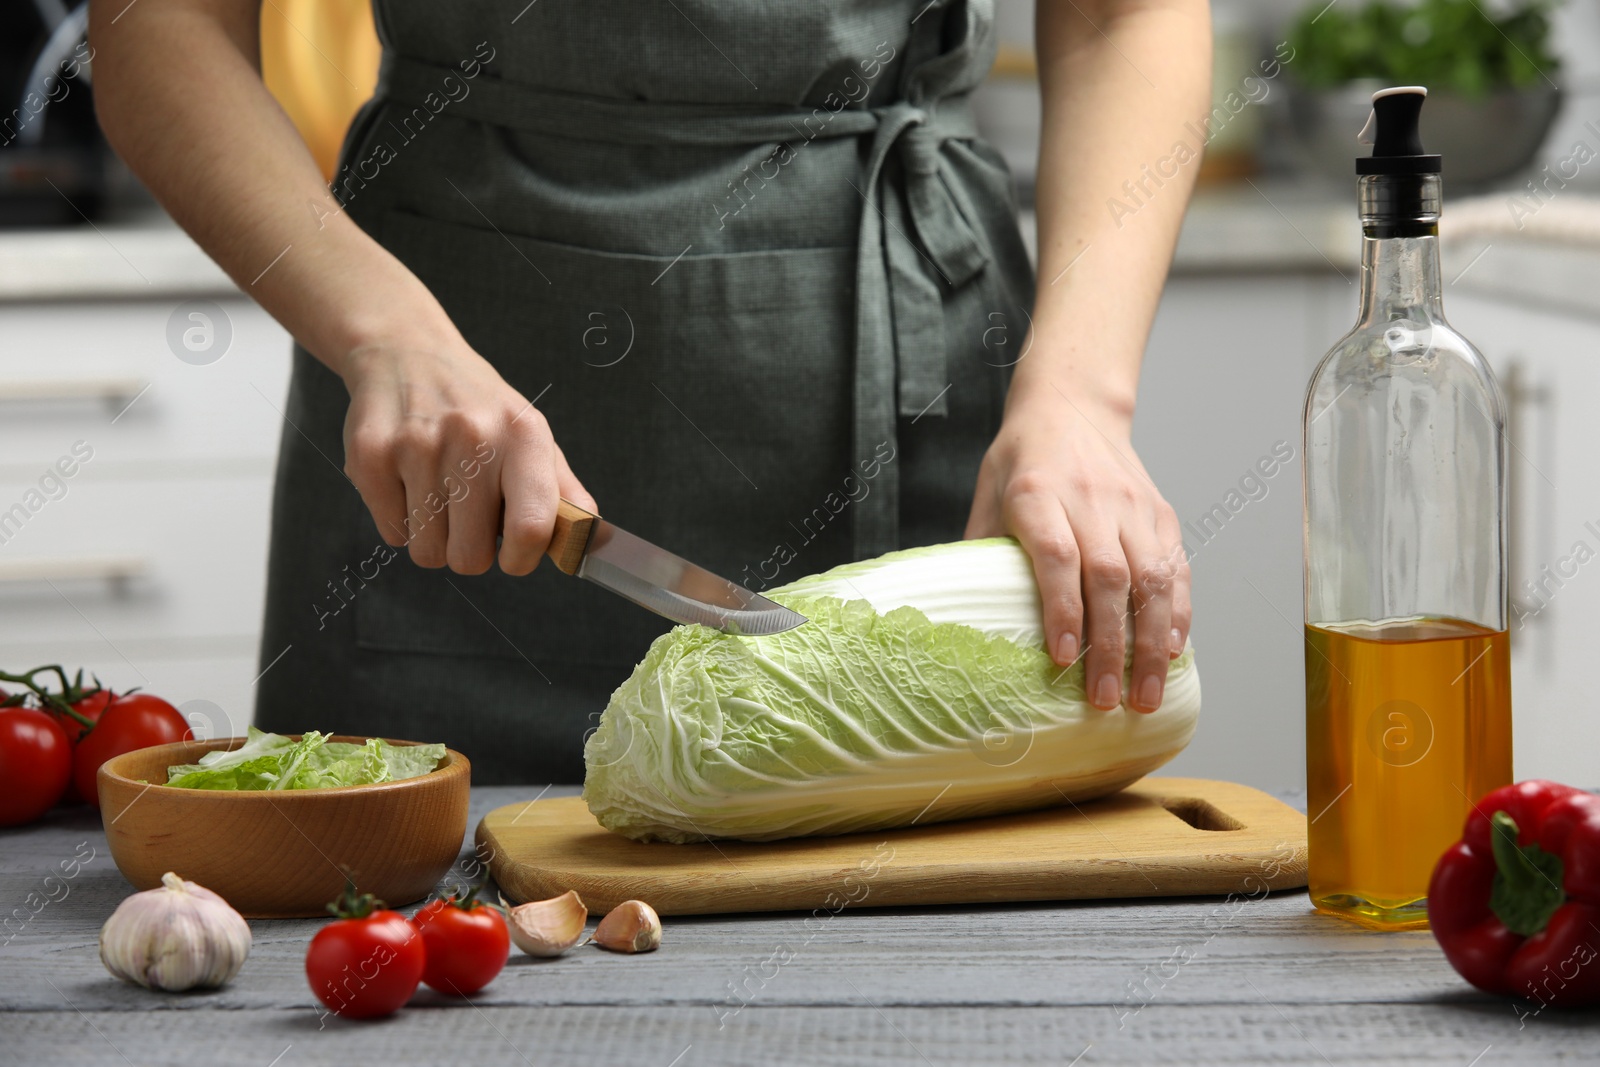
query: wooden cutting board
478 777 1308 916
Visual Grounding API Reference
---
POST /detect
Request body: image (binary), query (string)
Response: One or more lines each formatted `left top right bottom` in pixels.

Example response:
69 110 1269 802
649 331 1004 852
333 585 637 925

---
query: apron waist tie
379 55 994 559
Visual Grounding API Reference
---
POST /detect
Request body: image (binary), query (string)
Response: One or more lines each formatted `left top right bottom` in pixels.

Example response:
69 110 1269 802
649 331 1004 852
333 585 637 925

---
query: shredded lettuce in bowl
164 727 446 791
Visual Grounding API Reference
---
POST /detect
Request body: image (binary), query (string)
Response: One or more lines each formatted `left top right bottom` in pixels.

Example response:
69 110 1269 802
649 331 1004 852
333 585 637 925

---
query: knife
545 499 807 636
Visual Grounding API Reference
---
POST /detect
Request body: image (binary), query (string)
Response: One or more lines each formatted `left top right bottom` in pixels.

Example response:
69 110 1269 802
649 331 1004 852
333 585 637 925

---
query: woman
91 0 1208 782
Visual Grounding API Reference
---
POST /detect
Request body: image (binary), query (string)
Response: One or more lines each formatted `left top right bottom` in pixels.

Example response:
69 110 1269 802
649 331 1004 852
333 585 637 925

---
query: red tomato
54 689 113 805
63 689 112 743
0 707 73 826
412 890 510 996
72 693 191 809
306 894 426 1020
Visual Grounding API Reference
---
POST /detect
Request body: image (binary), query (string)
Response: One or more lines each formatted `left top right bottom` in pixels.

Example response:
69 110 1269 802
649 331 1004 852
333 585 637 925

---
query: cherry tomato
0 707 73 826
307 886 425 1020
72 693 191 809
63 689 112 744
412 888 509 996
53 689 113 805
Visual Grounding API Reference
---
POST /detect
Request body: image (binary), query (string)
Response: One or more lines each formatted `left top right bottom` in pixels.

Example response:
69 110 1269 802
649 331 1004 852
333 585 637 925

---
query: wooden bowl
98 735 470 918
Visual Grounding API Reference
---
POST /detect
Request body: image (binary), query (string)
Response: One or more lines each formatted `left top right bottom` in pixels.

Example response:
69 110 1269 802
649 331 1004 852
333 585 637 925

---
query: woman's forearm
88 0 453 376
91 0 596 576
1017 0 1212 426
965 0 1208 705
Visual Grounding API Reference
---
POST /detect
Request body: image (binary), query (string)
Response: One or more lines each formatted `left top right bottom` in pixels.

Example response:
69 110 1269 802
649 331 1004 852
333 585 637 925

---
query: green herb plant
1289 0 1560 96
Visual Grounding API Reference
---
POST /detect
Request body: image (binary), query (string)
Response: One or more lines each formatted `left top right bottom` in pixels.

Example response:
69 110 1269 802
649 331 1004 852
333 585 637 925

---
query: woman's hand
340 332 595 576
965 391 1190 713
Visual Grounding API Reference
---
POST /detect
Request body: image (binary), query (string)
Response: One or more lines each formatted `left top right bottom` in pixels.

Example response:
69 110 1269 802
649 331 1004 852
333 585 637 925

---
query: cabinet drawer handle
0 378 148 409
1505 357 1554 635
0 556 147 596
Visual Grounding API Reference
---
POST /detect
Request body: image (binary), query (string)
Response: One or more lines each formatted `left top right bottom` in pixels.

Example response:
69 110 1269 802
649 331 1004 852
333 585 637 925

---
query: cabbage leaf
165 727 445 790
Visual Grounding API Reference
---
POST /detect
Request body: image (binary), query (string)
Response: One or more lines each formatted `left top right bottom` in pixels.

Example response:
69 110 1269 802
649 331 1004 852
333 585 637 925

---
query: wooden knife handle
547 498 597 575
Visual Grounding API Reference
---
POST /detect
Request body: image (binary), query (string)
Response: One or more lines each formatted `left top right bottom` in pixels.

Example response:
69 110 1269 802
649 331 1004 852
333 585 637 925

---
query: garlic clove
591 899 661 953
100 872 252 991
505 889 587 957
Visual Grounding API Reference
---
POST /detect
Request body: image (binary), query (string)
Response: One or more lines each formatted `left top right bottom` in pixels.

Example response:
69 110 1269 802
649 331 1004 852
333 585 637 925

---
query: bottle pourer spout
1356 86 1441 175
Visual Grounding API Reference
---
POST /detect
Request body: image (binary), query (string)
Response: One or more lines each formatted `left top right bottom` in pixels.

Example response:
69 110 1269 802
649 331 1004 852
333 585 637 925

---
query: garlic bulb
505 890 587 957
100 872 251 991
591 899 661 953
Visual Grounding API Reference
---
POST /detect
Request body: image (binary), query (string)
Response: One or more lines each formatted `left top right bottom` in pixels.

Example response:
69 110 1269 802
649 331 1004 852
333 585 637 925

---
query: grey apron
255 0 1035 783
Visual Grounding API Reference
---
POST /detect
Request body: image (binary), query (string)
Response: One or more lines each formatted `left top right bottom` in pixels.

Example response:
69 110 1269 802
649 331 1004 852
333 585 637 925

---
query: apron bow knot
895 115 991 291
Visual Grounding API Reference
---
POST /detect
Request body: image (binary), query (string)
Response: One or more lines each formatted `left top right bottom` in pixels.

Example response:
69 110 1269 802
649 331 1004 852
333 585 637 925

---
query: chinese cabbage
583 538 1200 842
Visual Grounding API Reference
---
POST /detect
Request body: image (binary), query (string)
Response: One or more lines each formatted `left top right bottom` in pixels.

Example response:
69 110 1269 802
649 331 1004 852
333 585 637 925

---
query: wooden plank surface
480 778 1308 915
2 784 1595 1067
4 1003 1591 1067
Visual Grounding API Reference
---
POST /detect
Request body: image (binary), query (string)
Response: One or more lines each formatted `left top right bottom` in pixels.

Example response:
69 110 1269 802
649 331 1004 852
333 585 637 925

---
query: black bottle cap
1355 86 1443 175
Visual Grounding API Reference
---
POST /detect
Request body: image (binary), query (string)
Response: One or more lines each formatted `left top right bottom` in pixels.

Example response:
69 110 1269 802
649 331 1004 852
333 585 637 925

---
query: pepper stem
1488 810 1567 937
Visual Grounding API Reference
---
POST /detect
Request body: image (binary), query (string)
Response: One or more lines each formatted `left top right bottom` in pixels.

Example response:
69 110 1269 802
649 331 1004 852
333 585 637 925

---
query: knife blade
545 499 807 636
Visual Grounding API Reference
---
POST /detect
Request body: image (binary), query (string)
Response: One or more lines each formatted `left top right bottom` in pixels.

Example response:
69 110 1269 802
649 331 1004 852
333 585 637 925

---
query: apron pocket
353 208 858 666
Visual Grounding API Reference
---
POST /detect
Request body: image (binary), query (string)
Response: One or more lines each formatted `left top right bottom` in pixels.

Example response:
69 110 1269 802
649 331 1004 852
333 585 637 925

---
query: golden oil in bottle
1304 618 1512 929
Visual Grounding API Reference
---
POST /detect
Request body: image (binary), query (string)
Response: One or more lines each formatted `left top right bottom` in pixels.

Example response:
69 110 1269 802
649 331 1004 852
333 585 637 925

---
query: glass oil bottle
1301 87 1513 930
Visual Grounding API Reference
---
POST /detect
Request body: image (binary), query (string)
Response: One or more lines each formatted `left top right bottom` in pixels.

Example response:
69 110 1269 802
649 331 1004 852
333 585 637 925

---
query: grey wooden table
2 786 1593 1066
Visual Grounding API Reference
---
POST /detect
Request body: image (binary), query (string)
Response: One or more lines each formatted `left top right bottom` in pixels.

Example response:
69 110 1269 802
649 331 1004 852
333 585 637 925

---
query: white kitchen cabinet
0 475 276 646
0 299 290 471
0 292 290 731
1447 290 1600 787
1131 270 1354 792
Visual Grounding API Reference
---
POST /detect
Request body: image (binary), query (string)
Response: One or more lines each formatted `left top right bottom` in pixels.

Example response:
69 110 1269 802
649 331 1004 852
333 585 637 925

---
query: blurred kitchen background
2 0 1596 791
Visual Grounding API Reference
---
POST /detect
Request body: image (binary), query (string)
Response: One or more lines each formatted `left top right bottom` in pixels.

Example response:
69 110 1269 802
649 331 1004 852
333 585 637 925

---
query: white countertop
1097 180 1600 320
4 186 1598 319
0 211 236 302
1172 181 1350 273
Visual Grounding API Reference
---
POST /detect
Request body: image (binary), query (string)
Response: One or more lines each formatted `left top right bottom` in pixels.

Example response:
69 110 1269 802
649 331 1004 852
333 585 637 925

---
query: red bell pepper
1429 779 1600 1007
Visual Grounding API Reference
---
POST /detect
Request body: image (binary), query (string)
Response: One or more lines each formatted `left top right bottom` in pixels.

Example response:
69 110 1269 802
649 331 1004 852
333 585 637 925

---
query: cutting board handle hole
1161 797 1245 832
